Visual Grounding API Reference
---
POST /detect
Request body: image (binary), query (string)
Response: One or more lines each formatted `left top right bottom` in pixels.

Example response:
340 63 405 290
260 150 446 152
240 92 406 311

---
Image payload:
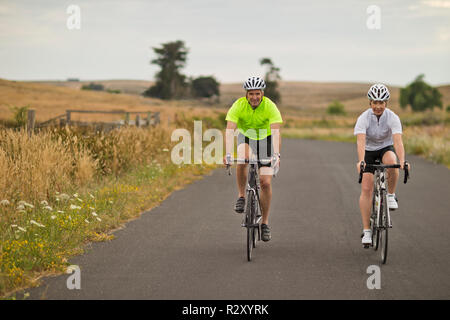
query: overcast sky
0 0 449 86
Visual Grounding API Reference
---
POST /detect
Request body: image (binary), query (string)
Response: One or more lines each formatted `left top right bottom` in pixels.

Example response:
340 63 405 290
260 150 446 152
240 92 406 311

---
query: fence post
153 112 160 126
66 110 71 125
135 114 141 128
146 112 151 126
125 112 130 125
27 109 35 137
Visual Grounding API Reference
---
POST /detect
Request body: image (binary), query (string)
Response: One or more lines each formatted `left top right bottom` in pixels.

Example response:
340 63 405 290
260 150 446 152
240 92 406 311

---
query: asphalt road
24 139 450 299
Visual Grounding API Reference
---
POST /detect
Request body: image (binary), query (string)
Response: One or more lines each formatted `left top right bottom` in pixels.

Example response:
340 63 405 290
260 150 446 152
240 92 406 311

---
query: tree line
142 40 445 112
142 40 282 103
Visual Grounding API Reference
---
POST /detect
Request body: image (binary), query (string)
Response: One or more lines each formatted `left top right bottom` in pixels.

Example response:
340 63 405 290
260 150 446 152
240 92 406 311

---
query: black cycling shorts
364 145 397 174
237 133 273 168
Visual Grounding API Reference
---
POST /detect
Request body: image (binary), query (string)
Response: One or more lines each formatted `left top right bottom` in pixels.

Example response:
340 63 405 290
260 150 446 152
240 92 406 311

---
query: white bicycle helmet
368 83 390 101
243 76 266 90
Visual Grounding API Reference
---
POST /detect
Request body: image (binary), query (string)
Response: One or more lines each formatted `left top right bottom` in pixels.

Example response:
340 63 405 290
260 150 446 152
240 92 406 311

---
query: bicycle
226 155 275 261
358 160 410 264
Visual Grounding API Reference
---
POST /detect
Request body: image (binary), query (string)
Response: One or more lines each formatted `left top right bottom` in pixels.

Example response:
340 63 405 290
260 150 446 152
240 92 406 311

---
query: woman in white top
354 84 410 246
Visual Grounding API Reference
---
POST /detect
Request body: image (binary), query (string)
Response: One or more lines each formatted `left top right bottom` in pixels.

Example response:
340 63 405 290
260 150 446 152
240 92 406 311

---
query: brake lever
358 161 365 184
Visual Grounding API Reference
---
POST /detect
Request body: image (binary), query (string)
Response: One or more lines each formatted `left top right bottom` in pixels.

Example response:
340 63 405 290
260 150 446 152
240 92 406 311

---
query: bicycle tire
247 226 253 261
371 190 380 250
380 191 388 264
245 189 254 261
370 216 379 250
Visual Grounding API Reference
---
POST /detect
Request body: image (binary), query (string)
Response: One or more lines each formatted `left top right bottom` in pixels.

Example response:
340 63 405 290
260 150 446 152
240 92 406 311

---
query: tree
260 58 281 103
400 74 443 112
191 76 220 98
143 40 189 100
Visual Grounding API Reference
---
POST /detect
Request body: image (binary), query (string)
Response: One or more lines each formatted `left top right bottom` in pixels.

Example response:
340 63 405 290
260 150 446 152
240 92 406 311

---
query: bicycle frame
243 162 262 231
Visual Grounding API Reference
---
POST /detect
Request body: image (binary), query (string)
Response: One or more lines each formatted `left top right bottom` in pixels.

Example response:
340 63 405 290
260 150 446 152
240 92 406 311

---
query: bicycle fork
380 173 392 228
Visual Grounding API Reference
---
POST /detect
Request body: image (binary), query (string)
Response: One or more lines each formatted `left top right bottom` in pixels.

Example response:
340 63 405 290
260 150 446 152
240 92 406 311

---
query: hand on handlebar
223 153 232 166
357 160 366 174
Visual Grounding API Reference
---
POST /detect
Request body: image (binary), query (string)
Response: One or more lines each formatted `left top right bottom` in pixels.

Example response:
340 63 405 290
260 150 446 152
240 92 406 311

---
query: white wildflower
18 226 26 232
77 198 83 202
89 193 95 199
57 210 64 213
40 200 49 206
30 220 45 228
162 148 169 152
73 193 79 197
91 212 98 217
1 199 10 206
58 193 70 201
17 204 25 210
84 219 89 224
51 215 57 220
89 206 95 210
24 202 34 208
109 200 113 204
70 205 81 210
43 206 53 211
96 217 102 222
11 224 18 228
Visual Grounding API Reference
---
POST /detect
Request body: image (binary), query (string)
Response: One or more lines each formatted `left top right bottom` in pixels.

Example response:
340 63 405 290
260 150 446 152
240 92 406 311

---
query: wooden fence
27 109 160 136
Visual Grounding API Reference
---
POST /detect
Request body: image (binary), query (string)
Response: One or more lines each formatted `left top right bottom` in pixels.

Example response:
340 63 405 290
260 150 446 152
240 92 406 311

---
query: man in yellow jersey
223 76 283 242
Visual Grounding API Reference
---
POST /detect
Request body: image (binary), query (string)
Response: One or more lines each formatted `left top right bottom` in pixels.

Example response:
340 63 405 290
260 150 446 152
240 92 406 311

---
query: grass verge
0 159 214 298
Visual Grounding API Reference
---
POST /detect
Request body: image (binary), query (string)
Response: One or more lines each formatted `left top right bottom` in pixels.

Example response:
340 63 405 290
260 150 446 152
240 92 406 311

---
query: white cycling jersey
354 108 402 151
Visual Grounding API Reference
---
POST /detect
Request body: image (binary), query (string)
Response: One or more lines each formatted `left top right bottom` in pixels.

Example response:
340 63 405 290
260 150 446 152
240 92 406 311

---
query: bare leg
360 173 374 230
383 151 399 194
258 169 273 225
236 143 249 198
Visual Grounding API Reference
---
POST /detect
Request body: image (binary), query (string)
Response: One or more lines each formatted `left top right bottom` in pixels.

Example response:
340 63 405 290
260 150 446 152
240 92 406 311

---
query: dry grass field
0 79 219 125
221 81 450 116
29 79 450 118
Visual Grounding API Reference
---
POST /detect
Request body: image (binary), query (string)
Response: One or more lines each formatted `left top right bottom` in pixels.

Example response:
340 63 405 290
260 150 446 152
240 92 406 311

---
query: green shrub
9 105 29 127
326 101 346 115
81 83 104 91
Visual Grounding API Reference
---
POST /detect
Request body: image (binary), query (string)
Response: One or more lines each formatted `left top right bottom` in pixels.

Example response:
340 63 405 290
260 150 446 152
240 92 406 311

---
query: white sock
363 229 371 233
388 193 395 197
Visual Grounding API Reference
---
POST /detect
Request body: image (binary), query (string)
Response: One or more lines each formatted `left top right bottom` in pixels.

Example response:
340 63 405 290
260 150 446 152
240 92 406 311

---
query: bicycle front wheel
371 194 380 251
380 192 389 264
245 191 254 261
247 226 254 261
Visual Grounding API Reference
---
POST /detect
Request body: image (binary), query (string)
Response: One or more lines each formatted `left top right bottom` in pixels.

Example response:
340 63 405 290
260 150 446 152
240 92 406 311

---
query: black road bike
227 156 275 261
358 160 409 264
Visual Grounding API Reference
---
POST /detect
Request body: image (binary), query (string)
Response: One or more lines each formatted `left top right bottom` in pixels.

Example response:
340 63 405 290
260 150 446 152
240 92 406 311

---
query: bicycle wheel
252 196 258 248
380 191 389 264
370 216 379 250
245 190 254 261
372 195 380 251
247 226 253 261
